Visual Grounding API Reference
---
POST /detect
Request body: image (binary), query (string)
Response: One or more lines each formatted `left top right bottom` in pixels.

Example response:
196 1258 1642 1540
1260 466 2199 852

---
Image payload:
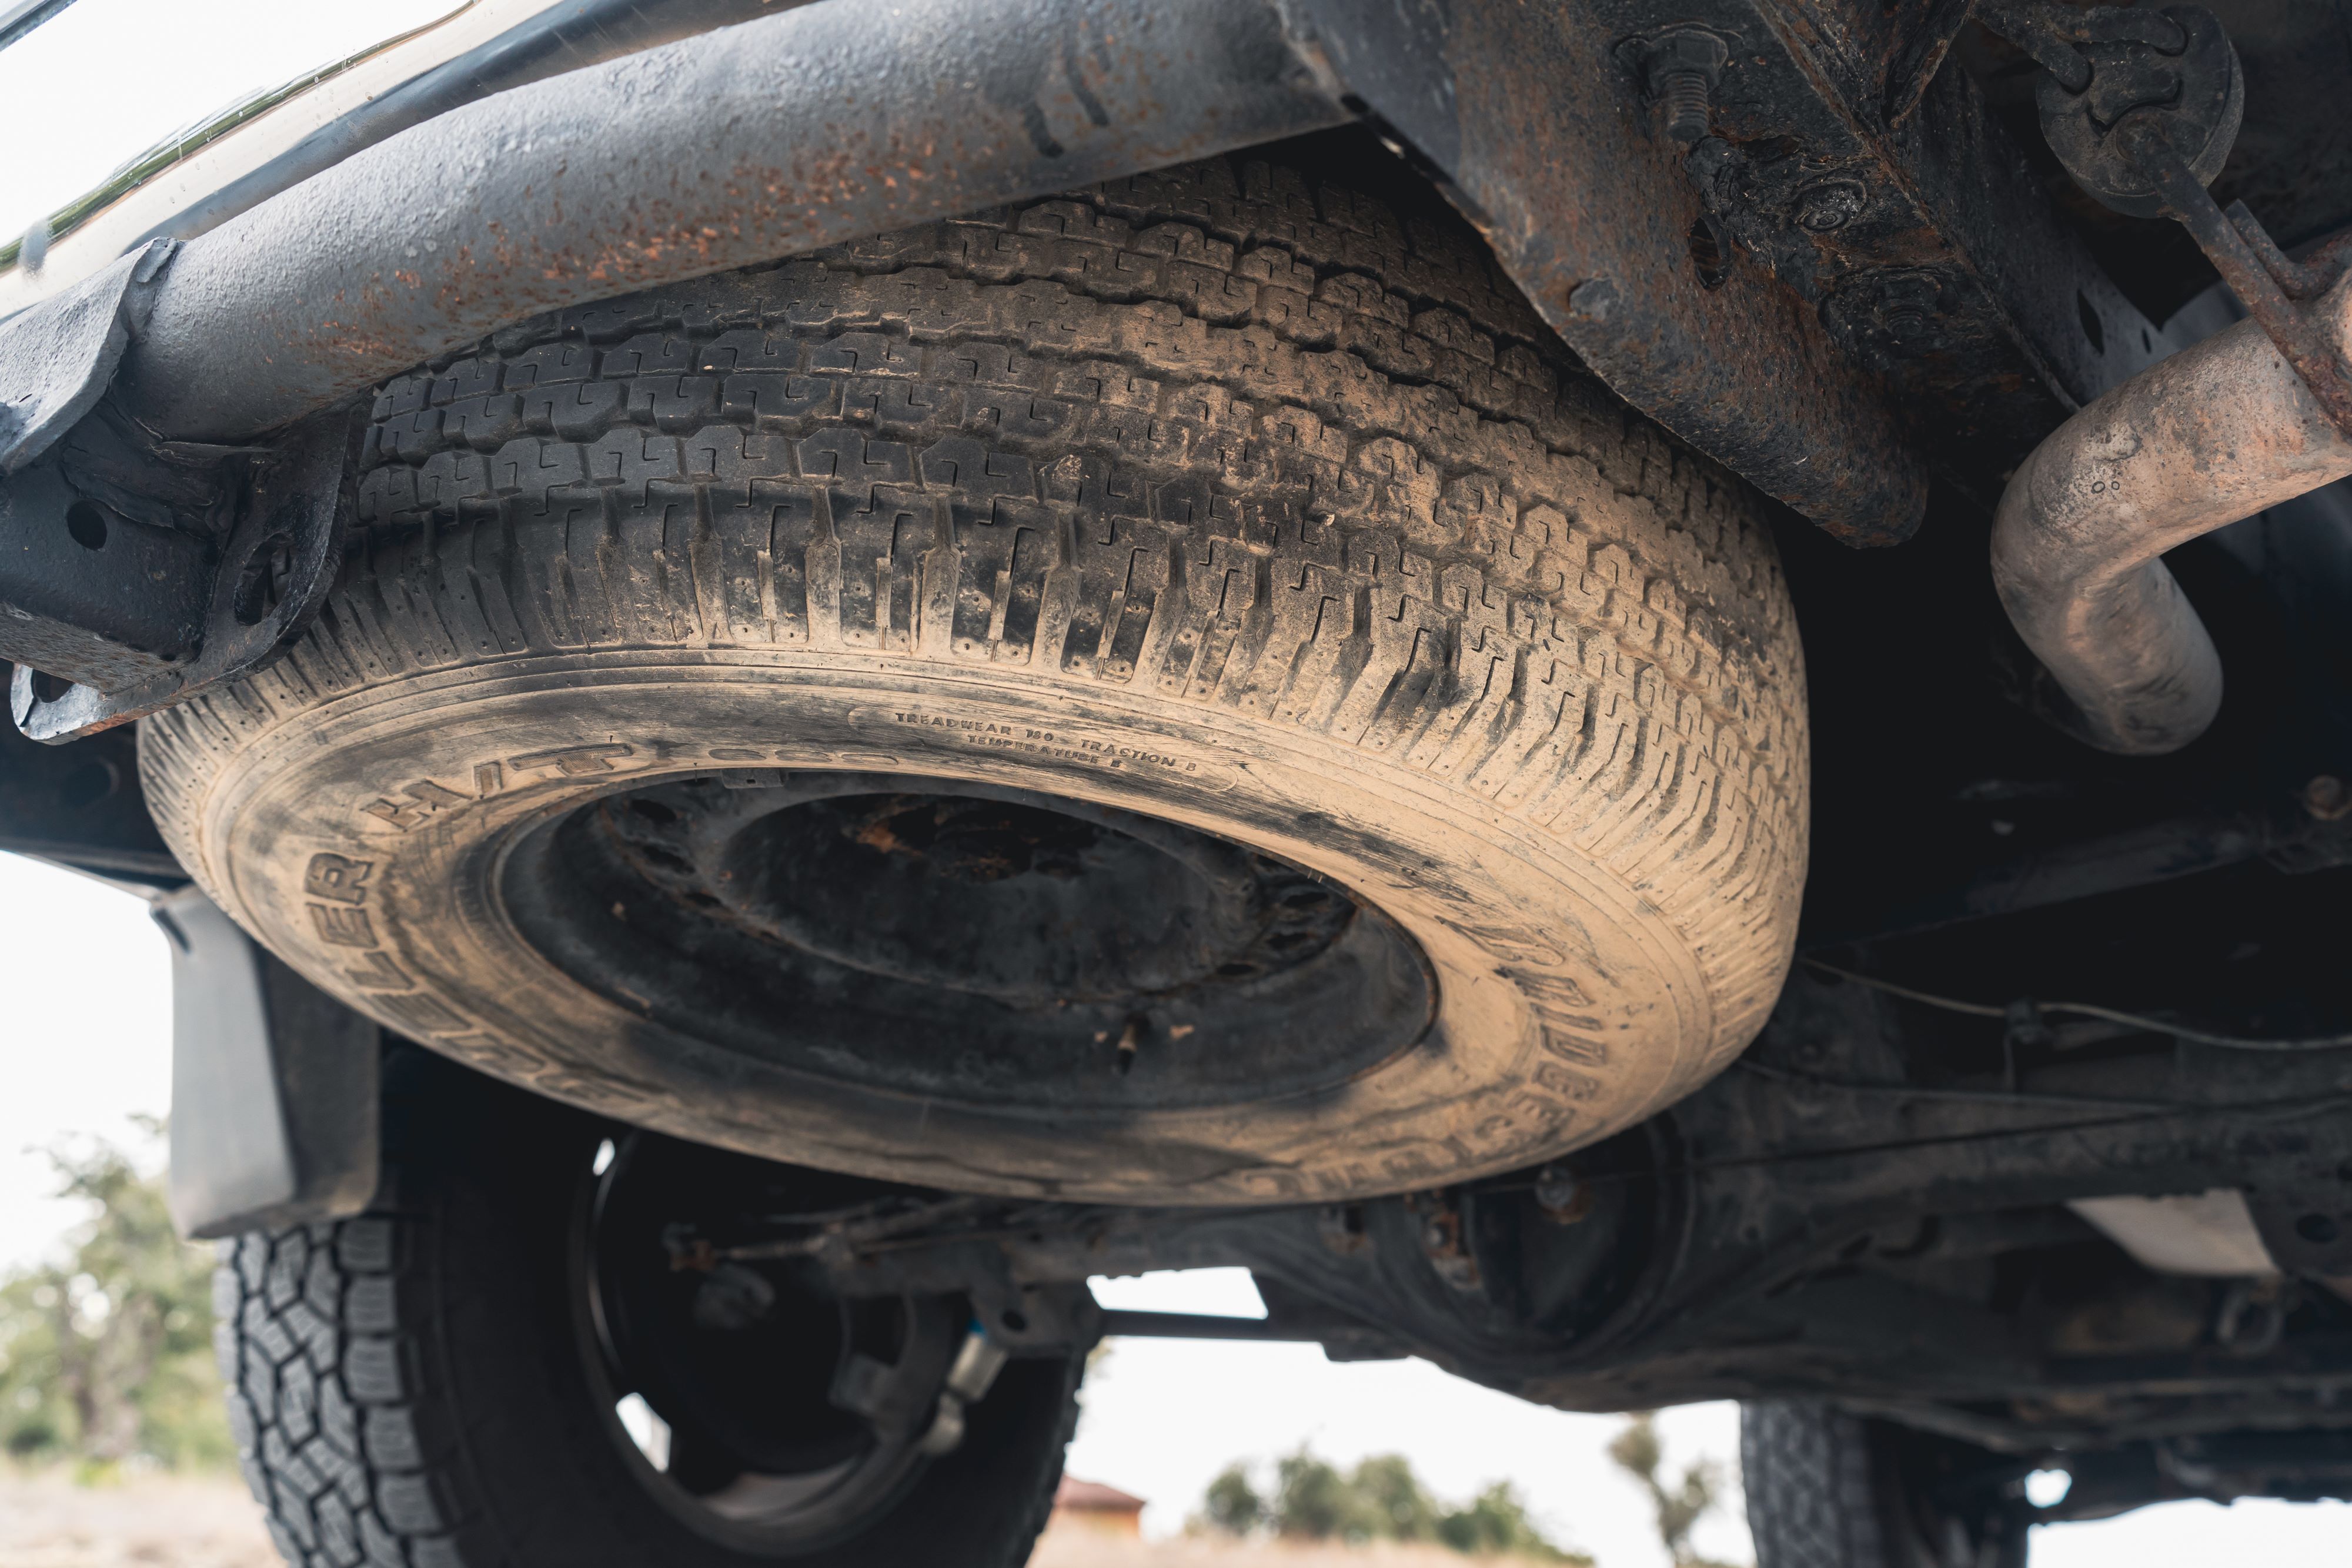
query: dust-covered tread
143 152 1808 1067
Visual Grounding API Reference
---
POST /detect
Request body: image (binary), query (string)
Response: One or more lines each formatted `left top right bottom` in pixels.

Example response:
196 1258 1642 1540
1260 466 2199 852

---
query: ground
0 1468 281 1568
1033 1533 1556 1567
0 1469 1558 1568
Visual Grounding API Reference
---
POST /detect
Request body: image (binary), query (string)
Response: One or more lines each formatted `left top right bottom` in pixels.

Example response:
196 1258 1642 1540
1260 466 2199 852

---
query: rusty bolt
2303 774 2352 821
1659 72 1714 143
1796 178 1869 233
1533 1164 1592 1225
1567 278 1620 322
1641 30 1732 145
1317 1205 1369 1256
1832 271 1948 357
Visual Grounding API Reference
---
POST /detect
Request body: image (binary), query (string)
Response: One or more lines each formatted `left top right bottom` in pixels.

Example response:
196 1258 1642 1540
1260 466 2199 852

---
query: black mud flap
156 887 380 1238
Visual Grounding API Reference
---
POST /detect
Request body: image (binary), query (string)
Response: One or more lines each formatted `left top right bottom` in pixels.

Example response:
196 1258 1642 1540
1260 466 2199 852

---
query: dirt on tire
142 147 1808 1205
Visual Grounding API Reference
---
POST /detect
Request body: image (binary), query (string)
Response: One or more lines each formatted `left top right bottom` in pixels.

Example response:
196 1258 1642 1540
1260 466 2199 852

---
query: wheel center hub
500 771 1434 1113
637 784 1352 1007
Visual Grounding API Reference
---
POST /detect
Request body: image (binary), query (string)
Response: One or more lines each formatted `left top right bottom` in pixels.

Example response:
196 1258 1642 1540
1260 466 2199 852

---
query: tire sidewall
179 644 1712 1204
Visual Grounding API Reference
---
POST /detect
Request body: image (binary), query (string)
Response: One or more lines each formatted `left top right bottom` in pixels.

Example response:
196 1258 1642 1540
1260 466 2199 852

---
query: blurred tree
1276 1448 1383 1541
1436 1479 1583 1562
1607 1412 1744 1568
1201 1449 1592 1563
1202 1461 1265 1534
0 1125 231 1472
1354 1452 1443 1541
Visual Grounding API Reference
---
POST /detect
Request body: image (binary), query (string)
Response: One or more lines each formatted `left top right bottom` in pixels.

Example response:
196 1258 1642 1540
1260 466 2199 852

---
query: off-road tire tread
218 1221 473 1568
1742 1401 1892 1568
215 1066 1082 1568
144 154 1805 1084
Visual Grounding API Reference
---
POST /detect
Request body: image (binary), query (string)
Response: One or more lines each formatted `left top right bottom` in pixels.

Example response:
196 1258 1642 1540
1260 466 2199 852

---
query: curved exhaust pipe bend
1992 272 2352 754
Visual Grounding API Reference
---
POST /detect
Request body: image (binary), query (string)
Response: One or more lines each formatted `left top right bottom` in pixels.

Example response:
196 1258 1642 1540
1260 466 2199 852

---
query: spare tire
141 148 1808 1206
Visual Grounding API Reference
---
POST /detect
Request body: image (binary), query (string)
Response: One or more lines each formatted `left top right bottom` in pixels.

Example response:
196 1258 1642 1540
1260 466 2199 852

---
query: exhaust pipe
1991 270 2352 754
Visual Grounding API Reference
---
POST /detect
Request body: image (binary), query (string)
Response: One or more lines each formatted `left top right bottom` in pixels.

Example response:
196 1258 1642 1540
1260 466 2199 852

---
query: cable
1591 1085 2352 1185
1805 959 2352 1052
1803 962 2007 1019
1732 1057 2178 1111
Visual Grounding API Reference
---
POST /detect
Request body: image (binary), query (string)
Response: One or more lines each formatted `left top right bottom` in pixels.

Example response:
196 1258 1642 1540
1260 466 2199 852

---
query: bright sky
6 850 2351 1563
0 0 469 245
3 1 2351 1562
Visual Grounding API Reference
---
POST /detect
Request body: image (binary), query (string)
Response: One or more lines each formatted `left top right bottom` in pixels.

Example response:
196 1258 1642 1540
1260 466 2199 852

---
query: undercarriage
6 0 2352 1560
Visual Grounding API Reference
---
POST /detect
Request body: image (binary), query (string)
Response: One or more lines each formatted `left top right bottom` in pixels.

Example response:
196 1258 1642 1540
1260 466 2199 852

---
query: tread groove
142 152 1807 1198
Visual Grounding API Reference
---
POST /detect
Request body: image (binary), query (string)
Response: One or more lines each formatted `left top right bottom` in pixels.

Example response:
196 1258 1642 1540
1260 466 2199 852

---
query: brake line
1805 959 2352 1052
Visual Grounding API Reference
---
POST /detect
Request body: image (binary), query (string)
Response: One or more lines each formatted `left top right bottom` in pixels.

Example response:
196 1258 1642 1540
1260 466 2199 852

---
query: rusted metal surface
1290 0 2184 540
0 459 212 695
1291 0 1933 544
0 241 220 697
1690 0 2174 493
0 240 175 473
1971 2 2352 752
89 0 2179 551
4 0 2221 741
98 0 1994 546
81 0 830 281
1970 2 2352 431
9 404 359 740
2016 4 2241 222
112 0 1353 443
2132 130 2352 433
1990 268 2352 754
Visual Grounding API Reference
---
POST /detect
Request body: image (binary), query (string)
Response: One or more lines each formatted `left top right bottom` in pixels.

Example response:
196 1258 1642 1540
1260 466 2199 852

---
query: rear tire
215 1047 1083 1568
1742 1403 2031 1568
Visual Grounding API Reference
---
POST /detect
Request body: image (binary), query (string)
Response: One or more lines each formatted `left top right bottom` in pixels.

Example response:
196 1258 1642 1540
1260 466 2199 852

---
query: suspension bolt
2303 774 2351 821
1533 1164 1592 1225
1640 30 1732 145
1796 178 1869 233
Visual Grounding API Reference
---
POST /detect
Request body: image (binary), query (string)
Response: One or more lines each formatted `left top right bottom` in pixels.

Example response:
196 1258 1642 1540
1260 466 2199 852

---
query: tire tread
218 1225 468 1568
218 1132 1081 1568
144 153 1806 1081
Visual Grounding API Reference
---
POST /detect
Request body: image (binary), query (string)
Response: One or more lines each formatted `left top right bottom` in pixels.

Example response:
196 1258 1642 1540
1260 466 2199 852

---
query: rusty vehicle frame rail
1 0 2185 743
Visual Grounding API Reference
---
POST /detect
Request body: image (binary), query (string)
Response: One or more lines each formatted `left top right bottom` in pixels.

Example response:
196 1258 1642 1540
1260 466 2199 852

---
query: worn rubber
143 151 1808 1205
215 1048 1083 1568
1742 1403 2032 1568
1743 1403 1895 1567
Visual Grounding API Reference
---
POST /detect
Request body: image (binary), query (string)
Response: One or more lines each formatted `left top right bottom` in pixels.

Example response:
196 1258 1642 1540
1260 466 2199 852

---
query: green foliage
0 1125 232 1472
1355 1451 1445 1542
1199 1447 1591 1563
1436 1480 1576 1560
1203 1462 1265 1534
1606 1412 1743 1568
1275 1450 1385 1542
